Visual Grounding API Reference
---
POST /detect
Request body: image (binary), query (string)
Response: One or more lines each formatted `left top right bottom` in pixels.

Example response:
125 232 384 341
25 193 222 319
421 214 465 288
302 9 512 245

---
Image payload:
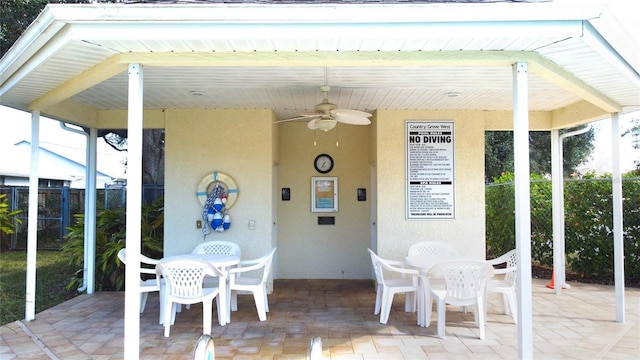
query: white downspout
551 126 590 295
611 113 625 323
25 111 40 321
124 63 143 359
60 123 98 294
513 62 533 359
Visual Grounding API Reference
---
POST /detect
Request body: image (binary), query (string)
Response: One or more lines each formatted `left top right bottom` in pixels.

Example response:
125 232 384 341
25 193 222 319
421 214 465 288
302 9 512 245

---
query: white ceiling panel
1 2 637 124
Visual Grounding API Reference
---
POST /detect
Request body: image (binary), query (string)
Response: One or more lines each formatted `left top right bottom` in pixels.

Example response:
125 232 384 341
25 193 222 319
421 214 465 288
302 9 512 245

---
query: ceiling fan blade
300 112 323 117
331 108 372 118
274 116 311 123
334 115 371 125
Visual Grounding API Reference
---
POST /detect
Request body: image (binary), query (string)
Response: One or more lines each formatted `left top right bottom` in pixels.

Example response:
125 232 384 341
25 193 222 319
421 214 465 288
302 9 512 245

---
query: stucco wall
164 109 275 262
162 108 487 278
374 110 487 262
276 122 371 279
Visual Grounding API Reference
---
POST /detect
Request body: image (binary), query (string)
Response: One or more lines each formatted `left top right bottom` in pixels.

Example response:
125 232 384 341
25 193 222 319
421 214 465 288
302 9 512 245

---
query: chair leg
424 292 433 328
506 289 518 324
405 291 416 313
158 291 164 325
476 300 486 340
203 299 212 336
253 289 267 321
163 301 175 337
215 296 224 326
436 298 446 338
416 285 423 326
379 289 393 324
140 292 149 313
374 285 382 315
501 293 509 315
264 286 270 313
231 290 238 312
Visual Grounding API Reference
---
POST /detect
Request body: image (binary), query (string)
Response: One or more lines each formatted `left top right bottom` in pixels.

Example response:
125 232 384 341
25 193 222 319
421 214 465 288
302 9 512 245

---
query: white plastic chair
367 249 419 324
192 240 241 257
427 260 494 339
486 249 517 323
229 247 276 321
408 241 458 257
156 257 227 337
117 248 162 323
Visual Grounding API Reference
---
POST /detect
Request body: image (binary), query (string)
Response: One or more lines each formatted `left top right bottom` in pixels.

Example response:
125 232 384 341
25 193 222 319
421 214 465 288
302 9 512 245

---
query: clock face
314 154 334 174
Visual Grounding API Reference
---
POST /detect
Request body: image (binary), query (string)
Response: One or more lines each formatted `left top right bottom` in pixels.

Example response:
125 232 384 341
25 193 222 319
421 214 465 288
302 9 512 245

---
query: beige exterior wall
161 108 488 278
374 110 487 262
164 109 275 262
276 122 372 279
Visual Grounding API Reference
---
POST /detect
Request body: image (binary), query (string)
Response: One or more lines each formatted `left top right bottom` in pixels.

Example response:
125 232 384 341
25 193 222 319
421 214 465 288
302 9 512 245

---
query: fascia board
67 20 584 45
0 8 63 87
0 26 72 101
587 12 640 80
43 1 607 24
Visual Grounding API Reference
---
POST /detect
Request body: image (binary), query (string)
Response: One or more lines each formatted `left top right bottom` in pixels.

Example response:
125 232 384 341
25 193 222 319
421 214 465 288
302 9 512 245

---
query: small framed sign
311 177 338 212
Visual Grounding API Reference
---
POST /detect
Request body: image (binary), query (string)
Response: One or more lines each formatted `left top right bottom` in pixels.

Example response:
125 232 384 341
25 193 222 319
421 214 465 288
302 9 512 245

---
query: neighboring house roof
0 0 637 129
0 140 115 184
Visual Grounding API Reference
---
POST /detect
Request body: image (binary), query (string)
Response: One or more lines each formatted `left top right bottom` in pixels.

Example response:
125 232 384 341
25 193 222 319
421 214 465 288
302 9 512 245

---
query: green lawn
0 251 78 326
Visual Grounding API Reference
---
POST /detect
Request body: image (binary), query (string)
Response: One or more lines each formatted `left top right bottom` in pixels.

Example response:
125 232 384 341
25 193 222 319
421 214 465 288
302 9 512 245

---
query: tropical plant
61 197 164 292
0 194 22 251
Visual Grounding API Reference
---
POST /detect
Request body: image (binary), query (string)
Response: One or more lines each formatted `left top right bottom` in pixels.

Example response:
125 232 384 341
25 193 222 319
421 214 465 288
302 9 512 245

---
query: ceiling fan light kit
275 78 372 131
310 119 338 131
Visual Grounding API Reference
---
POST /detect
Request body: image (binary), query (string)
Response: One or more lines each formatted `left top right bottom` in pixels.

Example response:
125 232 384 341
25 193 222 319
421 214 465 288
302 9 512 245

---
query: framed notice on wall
405 121 455 220
311 177 338 212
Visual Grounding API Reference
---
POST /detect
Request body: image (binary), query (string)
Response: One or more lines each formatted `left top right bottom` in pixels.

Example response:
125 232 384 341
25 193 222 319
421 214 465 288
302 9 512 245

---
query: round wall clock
314 154 334 174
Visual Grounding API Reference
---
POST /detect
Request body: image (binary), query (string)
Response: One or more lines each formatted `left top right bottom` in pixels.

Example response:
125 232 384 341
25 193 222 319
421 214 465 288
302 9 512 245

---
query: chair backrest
118 248 160 275
192 241 241 257
488 249 517 285
367 248 384 285
257 248 277 283
156 258 225 299
430 261 494 301
368 248 417 287
408 241 458 257
231 247 277 283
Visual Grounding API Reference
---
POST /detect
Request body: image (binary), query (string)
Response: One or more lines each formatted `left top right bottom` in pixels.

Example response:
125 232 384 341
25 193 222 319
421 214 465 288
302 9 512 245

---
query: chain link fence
486 176 640 285
0 185 163 250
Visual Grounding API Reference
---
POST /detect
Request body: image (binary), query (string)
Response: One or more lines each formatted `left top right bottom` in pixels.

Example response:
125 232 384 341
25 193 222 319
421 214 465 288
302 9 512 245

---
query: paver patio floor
1 278 638 359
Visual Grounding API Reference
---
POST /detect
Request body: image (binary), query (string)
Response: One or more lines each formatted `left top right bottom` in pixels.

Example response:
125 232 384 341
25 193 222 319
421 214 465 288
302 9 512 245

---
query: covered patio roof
1 0 638 127
1 1 638 359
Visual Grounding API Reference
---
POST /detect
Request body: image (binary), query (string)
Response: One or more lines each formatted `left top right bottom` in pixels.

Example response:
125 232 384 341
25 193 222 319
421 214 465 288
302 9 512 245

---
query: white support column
86 128 98 295
513 62 533 359
552 127 589 295
25 111 40 321
60 123 98 295
551 129 564 295
124 63 143 359
611 113 625 323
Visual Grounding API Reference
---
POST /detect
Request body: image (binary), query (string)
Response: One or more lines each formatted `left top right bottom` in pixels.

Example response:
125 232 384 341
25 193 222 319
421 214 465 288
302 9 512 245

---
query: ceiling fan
275 85 372 131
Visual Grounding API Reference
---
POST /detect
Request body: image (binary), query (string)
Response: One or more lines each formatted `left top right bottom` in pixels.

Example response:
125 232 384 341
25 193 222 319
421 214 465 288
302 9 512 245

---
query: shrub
486 172 640 286
61 197 164 292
